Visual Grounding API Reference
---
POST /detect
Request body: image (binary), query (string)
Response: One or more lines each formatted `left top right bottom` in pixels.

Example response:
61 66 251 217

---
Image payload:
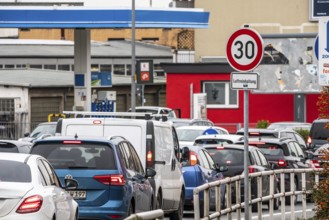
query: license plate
67 190 86 200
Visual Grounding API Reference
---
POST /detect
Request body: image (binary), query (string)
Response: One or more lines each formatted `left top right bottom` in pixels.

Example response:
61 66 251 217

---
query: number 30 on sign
226 28 264 72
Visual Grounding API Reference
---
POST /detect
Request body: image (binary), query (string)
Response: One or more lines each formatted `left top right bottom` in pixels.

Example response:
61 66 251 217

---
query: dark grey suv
308 119 329 151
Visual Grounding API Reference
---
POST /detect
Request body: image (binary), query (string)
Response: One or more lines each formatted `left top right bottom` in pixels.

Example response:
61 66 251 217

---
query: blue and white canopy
0 7 209 28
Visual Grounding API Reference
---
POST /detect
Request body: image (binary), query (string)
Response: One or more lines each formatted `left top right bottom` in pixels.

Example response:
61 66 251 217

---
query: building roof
0 69 166 87
0 39 173 58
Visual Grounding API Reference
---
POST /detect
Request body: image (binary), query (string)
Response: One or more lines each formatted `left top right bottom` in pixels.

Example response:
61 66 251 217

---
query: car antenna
74 133 78 139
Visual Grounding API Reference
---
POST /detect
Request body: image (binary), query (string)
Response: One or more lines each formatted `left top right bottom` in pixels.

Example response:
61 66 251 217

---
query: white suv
56 113 185 220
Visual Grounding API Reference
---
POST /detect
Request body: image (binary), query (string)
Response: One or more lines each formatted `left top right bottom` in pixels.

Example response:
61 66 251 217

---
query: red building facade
162 63 320 132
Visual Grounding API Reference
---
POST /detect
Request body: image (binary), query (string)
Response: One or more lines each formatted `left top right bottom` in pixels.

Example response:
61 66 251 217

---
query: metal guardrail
193 168 322 220
125 209 164 220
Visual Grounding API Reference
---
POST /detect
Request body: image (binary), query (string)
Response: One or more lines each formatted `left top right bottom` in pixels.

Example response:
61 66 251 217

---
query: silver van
56 113 185 220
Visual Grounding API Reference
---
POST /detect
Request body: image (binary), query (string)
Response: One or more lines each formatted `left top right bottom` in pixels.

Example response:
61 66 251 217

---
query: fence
194 168 321 220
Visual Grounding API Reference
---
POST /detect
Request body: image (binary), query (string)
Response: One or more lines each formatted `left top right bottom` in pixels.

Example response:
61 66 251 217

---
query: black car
203 144 280 212
308 118 329 151
244 137 313 204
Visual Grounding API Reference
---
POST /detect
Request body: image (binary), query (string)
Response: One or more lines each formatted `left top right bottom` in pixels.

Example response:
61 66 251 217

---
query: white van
56 114 185 219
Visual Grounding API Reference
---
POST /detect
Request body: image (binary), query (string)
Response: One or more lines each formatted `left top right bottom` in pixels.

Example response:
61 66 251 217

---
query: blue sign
314 35 319 61
74 74 85 87
91 72 112 87
202 128 219 135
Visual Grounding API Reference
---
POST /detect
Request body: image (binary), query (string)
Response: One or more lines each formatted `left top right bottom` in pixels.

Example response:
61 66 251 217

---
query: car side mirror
64 178 78 190
180 146 190 163
145 167 156 178
24 132 30 137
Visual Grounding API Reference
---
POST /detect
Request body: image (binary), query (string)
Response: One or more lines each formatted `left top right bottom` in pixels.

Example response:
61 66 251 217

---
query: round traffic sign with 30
226 28 264 72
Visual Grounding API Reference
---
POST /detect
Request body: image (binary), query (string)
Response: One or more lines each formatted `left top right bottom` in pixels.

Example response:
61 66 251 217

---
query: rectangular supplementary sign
230 72 259 90
310 0 329 21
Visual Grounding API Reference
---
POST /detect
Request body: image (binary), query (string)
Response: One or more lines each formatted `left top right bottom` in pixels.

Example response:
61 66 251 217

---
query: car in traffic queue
30 135 156 220
180 145 227 216
236 128 308 150
0 152 78 220
19 122 57 143
176 125 229 147
203 144 280 212
308 118 329 151
0 139 32 153
193 134 244 146
242 137 314 204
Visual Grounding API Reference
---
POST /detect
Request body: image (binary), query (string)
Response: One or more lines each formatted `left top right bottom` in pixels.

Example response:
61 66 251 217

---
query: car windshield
30 123 56 138
257 145 285 156
31 143 116 170
207 148 244 166
0 160 31 182
177 129 204 142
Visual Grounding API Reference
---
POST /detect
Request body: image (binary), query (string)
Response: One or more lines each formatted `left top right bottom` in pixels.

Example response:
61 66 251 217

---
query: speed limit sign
226 28 264 72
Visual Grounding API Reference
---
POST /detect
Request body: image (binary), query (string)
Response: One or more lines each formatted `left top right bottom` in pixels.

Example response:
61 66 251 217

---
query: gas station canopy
0 6 209 29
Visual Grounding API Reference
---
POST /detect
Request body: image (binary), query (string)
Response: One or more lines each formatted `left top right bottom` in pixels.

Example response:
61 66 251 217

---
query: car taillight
277 159 288 167
16 195 43 214
310 159 321 168
307 136 311 144
216 146 224 150
146 150 153 167
93 174 125 186
190 151 198 166
63 140 81 144
248 166 256 173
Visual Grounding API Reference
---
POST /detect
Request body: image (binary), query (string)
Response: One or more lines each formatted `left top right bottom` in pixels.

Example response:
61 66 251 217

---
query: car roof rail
107 135 126 141
62 111 169 121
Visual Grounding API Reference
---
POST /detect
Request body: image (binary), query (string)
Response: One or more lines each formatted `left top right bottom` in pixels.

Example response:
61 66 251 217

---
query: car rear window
31 142 116 170
207 148 244 166
0 160 31 182
310 122 329 140
194 139 233 145
250 143 285 156
0 142 18 153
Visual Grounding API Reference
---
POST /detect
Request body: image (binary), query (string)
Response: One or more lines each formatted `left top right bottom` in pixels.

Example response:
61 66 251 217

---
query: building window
4 65 15 69
29 64 42 69
91 64 99 72
16 64 26 69
58 64 70 71
202 81 238 108
126 64 131 75
113 64 125 75
100 64 112 73
44 64 56 70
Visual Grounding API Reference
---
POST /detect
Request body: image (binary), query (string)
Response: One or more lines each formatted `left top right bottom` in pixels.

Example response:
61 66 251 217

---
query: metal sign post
226 26 263 220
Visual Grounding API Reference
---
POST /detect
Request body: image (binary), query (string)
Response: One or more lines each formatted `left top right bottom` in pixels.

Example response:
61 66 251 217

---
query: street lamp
131 0 136 112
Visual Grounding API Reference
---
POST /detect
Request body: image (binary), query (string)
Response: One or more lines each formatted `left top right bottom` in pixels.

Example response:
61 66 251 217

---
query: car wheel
169 191 184 220
156 192 162 209
127 203 134 217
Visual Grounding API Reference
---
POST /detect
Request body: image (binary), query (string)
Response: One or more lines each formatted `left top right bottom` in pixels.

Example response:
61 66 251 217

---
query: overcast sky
2 0 173 8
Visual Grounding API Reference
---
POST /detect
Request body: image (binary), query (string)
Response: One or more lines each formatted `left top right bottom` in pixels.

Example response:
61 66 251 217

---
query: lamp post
131 0 136 112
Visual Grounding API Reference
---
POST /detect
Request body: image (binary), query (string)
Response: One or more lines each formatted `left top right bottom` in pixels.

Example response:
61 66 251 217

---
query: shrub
294 128 310 143
256 119 269 128
312 148 329 219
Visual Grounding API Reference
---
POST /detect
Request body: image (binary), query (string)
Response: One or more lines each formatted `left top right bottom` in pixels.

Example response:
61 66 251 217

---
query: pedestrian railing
194 168 322 220
124 209 164 220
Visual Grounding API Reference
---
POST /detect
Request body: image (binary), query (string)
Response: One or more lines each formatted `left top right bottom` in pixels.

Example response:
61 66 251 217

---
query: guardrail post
204 188 210 217
280 171 285 220
290 172 295 220
236 180 241 220
194 189 200 220
257 176 262 220
215 184 221 220
269 173 274 220
226 181 232 220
